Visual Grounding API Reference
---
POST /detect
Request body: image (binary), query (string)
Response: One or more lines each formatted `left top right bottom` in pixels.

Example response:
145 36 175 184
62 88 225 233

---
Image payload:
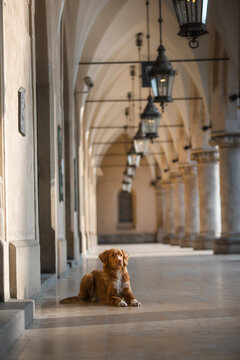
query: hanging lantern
122 181 132 193
148 45 176 111
148 0 176 110
127 144 141 167
126 164 136 177
133 122 149 156
123 174 133 183
123 169 133 183
172 0 209 49
141 95 161 140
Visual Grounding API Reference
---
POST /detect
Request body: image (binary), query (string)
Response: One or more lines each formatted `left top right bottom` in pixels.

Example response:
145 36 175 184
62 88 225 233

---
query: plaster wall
4 0 36 241
2 0 41 299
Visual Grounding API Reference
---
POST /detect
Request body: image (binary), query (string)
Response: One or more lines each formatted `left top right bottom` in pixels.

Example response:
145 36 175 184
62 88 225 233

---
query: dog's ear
99 250 109 265
121 249 129 266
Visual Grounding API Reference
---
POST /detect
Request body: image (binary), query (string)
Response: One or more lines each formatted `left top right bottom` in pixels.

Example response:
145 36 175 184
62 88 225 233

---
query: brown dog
60 248 141 307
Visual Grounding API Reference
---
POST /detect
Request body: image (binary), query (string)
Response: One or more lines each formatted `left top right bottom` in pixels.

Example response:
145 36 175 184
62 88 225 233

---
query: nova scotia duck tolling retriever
60 248 141 307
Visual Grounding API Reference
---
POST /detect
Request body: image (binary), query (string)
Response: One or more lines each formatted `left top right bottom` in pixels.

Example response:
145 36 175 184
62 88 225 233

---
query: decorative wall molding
210 132 240 148
159 180 173 189
169 172 183 182
191 150 219 163
178 163 197 176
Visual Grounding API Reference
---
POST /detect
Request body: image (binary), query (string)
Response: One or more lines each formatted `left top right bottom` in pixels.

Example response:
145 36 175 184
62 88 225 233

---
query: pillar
155 184 166 242
35 0 56 273
171 174 185 245
210 133 240 253
179 164 200 247
191 150 220 250
161 181 175 244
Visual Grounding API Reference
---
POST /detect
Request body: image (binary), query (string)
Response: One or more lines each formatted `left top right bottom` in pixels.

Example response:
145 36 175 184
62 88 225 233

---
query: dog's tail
60 272 94 304
59 296 82 304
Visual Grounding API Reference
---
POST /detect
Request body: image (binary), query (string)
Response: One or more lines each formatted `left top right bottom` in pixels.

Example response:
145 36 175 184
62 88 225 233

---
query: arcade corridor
0 0 240 358
3 244 240 360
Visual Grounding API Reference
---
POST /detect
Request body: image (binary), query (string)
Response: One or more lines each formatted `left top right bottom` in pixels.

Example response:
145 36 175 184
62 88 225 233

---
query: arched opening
118 190 133 226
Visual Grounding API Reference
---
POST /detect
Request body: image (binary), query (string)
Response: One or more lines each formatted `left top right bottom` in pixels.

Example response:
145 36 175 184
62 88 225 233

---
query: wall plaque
18 87 26 136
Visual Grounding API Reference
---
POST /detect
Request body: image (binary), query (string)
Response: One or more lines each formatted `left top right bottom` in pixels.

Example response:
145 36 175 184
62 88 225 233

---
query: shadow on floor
30 306 240 329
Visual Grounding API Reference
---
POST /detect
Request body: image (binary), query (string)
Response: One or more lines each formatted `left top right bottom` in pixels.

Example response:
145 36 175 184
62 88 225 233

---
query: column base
162 234 175 244
73 235 80 264
170 237 183 246
9 240 41 299
193 236 214 250
180 235 197 248
214 237 240 254
57 238 67 278
156 227 165 243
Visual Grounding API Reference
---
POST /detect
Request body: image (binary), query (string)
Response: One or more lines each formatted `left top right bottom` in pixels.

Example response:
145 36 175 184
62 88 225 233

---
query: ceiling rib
96 152 164 156
90 125 183 129
92 140 172 144
79 57 230 65
86 97 202 103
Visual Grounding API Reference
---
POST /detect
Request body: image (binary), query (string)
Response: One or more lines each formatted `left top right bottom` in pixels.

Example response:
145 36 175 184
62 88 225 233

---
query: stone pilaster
155 185 166 242
210 133 240 254
191 149 220 250
179 164 200 247
161 180 175 244
170 173 185 245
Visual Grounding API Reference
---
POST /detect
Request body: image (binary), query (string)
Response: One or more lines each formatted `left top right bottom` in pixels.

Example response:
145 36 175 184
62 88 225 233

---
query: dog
60 248 141 307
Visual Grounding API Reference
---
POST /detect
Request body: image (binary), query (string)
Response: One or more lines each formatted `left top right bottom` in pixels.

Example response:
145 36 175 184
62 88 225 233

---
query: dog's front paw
130 299 142 307
118 299 128 307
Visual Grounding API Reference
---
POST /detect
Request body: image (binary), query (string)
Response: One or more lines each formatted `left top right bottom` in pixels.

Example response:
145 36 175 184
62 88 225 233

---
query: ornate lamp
126 164 136 177
123 169 133 182
172 0 209 49
133 122 149 156
122 180 132 193
148 0 176 111
141 95 161 141
140 2 161 140
127 144 141 167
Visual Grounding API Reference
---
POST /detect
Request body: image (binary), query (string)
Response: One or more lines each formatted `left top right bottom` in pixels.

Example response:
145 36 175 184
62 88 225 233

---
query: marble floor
2 244 240 360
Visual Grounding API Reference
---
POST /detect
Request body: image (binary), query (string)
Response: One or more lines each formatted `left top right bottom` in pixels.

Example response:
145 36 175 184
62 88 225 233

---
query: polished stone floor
3 244 240 360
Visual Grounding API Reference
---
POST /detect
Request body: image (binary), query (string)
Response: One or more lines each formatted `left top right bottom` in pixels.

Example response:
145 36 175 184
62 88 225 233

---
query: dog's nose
117 258 122 265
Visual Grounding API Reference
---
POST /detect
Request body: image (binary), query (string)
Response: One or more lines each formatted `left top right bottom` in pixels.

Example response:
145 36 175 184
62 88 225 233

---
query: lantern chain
146 0 151 96
158 0 163 46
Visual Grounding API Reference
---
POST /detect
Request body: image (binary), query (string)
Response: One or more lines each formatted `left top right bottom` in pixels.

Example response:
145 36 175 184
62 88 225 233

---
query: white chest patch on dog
113 271 122 294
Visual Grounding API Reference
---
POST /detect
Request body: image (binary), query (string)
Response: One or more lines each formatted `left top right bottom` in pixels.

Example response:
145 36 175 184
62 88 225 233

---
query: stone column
161 181 175 244
191 150 220 250
210 133 240 254
155 184 166 242
35 1 56 274
179 164 200 247
171 174 185 245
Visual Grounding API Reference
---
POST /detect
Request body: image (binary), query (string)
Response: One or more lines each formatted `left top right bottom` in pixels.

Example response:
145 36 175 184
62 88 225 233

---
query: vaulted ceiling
61 0 239 179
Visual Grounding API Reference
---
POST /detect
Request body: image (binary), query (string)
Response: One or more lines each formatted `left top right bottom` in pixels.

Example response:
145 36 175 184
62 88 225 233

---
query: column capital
191 149 219 163
178 163 197 176
210 132 240 148
169 172 183 183
159 180 173 189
